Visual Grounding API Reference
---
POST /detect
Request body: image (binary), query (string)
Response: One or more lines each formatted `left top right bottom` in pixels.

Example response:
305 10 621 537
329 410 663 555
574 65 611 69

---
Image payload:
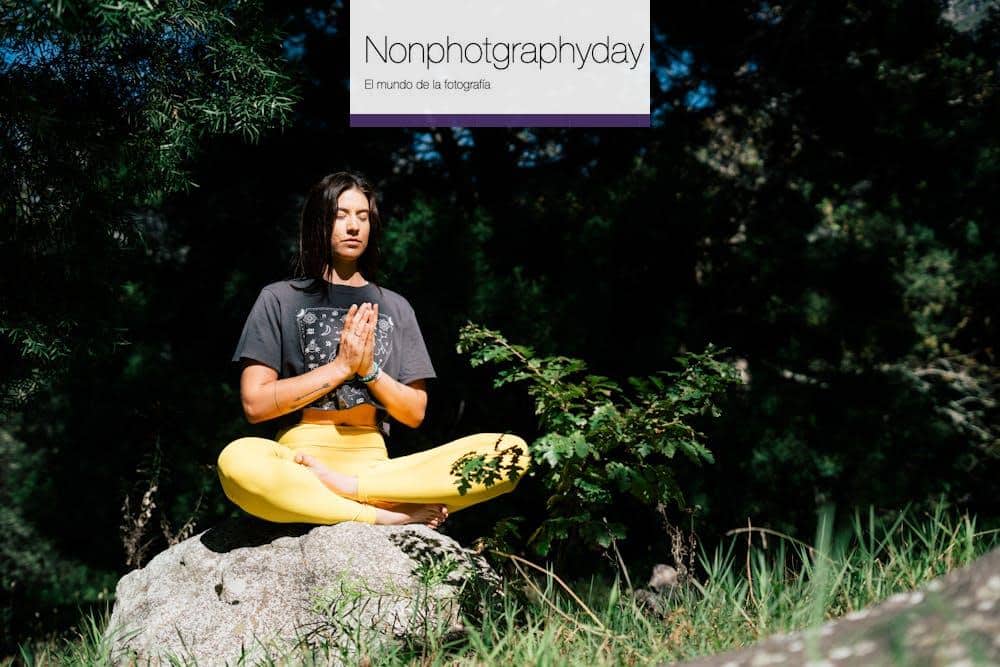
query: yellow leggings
216 423 532 524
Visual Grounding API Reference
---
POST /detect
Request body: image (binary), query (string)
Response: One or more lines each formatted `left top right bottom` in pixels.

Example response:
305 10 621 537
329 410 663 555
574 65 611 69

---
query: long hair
292 171 383 296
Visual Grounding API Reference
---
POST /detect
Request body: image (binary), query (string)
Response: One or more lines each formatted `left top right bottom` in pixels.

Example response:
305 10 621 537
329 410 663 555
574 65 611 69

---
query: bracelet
358 361 381 383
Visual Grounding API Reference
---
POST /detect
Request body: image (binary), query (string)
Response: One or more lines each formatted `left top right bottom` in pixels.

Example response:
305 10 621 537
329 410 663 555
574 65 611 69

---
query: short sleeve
396 301 437 385
231 288 282 373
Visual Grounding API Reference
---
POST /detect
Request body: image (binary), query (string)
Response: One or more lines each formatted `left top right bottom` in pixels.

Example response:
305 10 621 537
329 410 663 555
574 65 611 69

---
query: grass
8 502 999 666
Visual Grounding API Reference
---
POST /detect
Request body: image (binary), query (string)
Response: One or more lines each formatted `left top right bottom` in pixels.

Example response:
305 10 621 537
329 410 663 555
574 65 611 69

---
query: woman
217 172 531 529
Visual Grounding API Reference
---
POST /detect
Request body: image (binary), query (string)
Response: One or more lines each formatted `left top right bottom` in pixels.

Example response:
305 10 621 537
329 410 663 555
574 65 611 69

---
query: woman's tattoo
294 382 331 403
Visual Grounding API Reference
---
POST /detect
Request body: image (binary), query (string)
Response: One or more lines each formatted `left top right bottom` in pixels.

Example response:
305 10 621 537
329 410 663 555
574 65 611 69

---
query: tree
0 0 298 648
0 0 299 414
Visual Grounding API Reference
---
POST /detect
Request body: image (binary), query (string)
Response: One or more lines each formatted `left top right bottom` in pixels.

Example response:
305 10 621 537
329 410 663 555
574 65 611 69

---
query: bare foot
375 503 449 529
294 453 359 498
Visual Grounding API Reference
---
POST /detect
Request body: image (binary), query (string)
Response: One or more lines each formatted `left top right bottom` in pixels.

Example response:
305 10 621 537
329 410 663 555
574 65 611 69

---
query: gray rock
634 564 688 618
104 517 499 665
649 564 681 592
676 546 1000 666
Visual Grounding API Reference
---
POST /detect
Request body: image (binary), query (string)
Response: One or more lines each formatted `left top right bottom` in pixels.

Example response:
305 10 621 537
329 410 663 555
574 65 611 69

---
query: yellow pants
216 423 532 524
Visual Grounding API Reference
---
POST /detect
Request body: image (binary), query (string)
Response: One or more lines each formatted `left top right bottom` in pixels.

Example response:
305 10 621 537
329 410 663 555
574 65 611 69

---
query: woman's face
331 186 371 261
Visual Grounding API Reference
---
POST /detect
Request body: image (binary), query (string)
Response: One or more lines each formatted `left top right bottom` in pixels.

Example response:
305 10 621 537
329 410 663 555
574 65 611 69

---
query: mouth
343 239 363 246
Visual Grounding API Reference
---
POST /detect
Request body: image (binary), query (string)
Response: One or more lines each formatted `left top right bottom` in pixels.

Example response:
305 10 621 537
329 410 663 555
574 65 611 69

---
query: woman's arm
354 302 429 428
239 302 376 424
239 360 355 424
365 376 428 428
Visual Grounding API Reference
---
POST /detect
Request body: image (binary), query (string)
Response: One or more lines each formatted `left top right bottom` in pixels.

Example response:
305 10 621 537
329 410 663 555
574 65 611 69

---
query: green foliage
0 0 300 413
447 432 529 499
457 322 742 556
3 0 999 652
5 0 299 192
17 503 998 665
412 554 462 588
0 426 117 645
0 0 299 648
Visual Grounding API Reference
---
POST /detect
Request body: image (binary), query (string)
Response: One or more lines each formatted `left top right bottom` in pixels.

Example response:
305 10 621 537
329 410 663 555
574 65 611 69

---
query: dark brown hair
292 171 383 295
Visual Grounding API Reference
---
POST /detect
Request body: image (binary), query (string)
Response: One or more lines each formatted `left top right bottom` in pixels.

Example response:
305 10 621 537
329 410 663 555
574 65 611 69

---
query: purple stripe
350 114 650 128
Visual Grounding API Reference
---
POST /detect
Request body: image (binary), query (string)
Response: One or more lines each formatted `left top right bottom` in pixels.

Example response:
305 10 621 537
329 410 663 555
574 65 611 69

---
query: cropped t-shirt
231 278 437 430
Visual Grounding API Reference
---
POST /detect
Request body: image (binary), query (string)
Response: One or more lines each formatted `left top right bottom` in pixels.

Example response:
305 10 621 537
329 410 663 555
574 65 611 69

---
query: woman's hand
333 303 376 374
358 303 379 377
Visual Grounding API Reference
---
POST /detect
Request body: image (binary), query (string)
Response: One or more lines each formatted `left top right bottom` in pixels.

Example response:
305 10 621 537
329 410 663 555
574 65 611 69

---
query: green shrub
456 322 742 556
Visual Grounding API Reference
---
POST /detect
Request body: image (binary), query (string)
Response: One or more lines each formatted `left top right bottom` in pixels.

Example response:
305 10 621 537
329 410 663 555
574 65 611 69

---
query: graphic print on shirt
295 307 394 410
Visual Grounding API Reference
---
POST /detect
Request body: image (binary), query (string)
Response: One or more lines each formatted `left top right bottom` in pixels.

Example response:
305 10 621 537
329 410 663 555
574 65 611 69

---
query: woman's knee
493 433 532 479
217 437 272 484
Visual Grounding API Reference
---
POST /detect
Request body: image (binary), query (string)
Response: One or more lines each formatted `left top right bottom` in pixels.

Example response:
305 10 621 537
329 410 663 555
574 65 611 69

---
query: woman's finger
366 330 375 350
359 303 374 335
360 316 374 352
356 303 371 328
348 304 371 335
342 303 359 334
360 332 374 367
357 309 376 372
359 305 375 340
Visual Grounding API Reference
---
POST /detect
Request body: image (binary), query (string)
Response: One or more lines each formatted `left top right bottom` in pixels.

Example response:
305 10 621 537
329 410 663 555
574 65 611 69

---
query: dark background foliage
1 0 997 650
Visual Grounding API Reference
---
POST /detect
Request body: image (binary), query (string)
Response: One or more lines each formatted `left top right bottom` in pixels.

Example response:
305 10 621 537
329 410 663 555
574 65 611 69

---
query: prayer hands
357 303 377 378
334 302 378 375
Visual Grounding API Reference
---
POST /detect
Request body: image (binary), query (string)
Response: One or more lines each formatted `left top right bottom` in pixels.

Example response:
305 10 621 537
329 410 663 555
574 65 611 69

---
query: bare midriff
300 403 378 427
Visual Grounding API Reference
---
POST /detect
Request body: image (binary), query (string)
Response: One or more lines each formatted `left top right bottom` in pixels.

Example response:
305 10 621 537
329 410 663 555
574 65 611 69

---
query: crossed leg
217 437 447 526
294 432 532 514
217 432 531 527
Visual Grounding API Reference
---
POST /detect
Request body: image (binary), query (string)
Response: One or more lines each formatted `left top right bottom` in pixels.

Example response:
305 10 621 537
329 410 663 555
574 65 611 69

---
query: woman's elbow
399 399 427 428
401 409 425 429
241 394 266 424
410 393 430 428
245 410 265 425
238 365 280 425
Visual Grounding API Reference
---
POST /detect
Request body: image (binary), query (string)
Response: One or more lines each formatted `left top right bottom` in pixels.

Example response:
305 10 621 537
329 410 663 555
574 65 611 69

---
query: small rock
649 563 680 591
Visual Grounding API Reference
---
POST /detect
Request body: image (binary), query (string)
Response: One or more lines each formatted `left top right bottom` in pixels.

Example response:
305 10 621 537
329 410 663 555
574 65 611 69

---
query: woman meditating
217 171 531 529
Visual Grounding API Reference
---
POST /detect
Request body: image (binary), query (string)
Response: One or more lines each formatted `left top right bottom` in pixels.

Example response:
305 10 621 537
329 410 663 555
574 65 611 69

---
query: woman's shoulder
257 278 314 301
255 278 417 314
375 284 416 313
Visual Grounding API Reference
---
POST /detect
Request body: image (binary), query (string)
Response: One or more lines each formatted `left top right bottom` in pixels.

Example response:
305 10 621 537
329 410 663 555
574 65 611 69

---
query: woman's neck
323 265 367 287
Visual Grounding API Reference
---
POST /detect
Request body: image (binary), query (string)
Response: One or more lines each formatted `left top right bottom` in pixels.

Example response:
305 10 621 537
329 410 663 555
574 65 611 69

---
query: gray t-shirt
231 278 436 428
